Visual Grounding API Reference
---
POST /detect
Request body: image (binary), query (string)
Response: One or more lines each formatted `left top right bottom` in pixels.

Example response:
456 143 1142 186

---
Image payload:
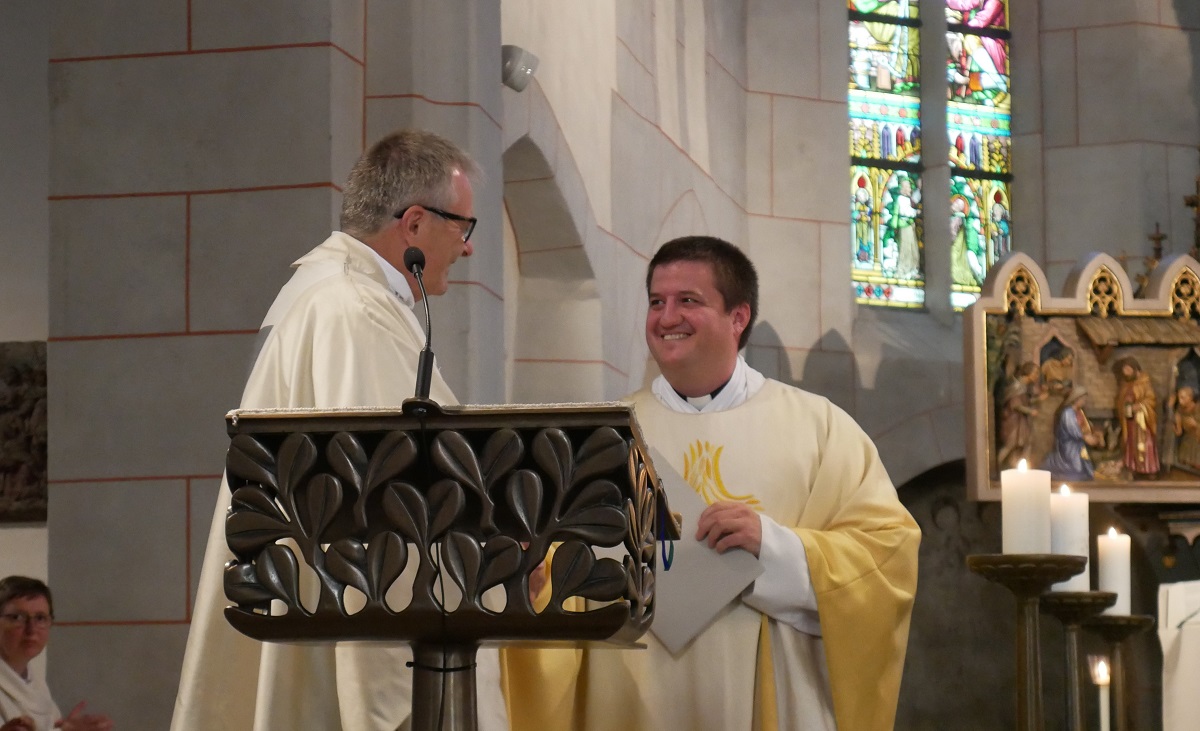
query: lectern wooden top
221 396 676 646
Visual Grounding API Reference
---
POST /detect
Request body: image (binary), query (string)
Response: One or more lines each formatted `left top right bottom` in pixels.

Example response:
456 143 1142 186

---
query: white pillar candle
1097 527 1132 614
1001 459 1051 554
1095 659 1111 731
1050 485 1090 591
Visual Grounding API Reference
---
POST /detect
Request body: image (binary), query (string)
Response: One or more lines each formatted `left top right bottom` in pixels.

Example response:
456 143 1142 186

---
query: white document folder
649 447 764 655
1159 579 1200 731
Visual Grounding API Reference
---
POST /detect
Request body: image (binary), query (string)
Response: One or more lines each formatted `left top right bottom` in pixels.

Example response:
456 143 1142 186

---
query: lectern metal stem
411 643 479 731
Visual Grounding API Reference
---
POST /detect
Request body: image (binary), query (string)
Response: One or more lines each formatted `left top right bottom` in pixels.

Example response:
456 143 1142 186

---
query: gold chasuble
504 380 919 731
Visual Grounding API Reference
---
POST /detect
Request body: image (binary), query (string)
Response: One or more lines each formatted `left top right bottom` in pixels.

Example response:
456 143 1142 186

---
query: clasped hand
695 501 762 557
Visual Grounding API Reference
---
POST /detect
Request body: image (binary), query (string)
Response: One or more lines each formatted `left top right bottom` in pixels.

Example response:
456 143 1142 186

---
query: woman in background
0 577 112 731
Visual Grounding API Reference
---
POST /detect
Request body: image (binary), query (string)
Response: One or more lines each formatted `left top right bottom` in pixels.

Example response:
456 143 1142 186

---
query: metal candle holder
1040 591 1117 731
966 553 1087 731
1082 614 1155 731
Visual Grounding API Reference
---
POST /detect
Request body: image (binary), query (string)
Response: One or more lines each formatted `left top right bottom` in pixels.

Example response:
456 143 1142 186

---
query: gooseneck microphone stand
403 246 435 400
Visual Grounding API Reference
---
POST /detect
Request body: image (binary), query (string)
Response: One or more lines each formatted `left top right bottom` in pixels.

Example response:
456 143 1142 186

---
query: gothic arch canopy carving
966 252 1200 503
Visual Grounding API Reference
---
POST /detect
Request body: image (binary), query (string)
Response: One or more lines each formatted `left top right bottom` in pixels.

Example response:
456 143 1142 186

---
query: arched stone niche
501 133 607 404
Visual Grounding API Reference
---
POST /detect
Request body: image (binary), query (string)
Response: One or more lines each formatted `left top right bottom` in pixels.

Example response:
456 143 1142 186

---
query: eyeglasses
1 612 52 629
395 205 477 243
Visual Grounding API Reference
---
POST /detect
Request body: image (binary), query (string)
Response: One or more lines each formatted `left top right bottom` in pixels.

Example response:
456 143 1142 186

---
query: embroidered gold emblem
682 440 761 509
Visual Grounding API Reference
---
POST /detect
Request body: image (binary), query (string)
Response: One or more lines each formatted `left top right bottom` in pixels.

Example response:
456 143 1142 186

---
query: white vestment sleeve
741 514 823 636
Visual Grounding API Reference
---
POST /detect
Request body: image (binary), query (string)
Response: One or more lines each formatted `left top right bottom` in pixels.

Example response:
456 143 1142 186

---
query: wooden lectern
220 398 674 730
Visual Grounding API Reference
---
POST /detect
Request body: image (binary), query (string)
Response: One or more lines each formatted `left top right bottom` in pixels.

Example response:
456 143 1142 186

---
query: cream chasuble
172 232 509 731
0 661 60 731
504 379 918 731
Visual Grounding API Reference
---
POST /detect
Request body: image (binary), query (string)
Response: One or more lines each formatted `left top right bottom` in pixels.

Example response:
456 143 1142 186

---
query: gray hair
339 129 480 239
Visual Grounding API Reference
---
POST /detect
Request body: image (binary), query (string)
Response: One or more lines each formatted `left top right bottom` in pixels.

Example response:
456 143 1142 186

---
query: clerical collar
365 247 416 307
674 381 728 410
650 355 767 414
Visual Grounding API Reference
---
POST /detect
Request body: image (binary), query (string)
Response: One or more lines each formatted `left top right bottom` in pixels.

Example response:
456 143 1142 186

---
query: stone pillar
1035 0 1200 288
366 0 504 403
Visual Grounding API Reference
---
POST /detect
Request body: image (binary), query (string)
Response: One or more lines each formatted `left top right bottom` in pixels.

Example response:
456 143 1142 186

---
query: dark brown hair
646 236 759 349
0 575 53 617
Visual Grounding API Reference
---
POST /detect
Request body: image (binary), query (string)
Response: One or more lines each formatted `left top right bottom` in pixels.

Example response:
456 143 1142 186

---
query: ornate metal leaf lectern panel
221 400 664 646
966 252 1200 502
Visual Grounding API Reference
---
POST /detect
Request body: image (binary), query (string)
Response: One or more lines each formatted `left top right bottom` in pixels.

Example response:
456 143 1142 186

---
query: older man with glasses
0 576 113 731
173 129 508 731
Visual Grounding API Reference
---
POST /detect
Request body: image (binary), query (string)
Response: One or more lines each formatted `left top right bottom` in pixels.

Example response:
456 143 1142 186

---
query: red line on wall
447 279 503 302
521 244 587 255
185 195 192 331
1051 19 1185 31
503 197 522 273
49 329 257 343
49 474 223 485
1072 30 1080 148
653 189 709 246
617 37 654 79
1039 157 1049 272
600 226 644 261
56 619 191 627
366 94 502 131
48 181 338 201
747 211 826 225
50 41 363 67
769 97 775 215
706 51 743 93
815 0 822 98
505 175 556 185
1043 139 1187 151
513 358 629 377
612 92 757 218
333 42 364 68
185 478 193 621
817 221 825 336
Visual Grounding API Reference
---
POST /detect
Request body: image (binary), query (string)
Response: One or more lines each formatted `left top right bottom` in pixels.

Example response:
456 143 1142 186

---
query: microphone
403 247 435 400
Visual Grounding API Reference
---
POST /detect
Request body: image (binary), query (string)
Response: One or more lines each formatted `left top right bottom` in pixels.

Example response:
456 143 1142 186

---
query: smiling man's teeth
663 333 688 340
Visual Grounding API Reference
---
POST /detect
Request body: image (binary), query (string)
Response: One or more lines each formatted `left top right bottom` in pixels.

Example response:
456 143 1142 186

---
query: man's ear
397 205 424 239
730 302 751 339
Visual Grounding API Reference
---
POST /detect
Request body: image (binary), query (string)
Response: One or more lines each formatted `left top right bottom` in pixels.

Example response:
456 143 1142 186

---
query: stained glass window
849 0 924 308
946 0 1011 309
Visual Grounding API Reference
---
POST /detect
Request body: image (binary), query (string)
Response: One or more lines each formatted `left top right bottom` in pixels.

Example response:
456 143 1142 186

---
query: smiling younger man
511 236 920 731
173 130 509 731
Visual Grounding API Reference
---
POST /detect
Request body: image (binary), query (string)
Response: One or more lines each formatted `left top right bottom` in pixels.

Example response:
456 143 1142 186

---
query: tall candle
1097 527 1131 614
1050 485 1090 591
1001 459 1051 553
1095 658 1111 731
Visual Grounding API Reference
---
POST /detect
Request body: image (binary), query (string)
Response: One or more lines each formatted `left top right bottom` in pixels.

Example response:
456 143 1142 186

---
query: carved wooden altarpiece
966 252 1200 503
